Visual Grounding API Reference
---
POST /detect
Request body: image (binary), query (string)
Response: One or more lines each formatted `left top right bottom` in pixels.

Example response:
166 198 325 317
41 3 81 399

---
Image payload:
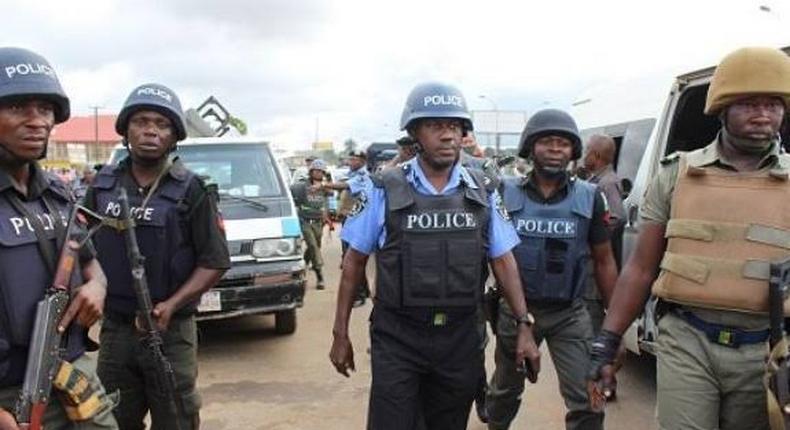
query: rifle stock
117 188 184 430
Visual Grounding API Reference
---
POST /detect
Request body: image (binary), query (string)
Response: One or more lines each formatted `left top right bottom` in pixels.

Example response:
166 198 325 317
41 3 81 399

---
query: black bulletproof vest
91 164 196 316
503 177 595 302
0 175 86 387
375 166 490 309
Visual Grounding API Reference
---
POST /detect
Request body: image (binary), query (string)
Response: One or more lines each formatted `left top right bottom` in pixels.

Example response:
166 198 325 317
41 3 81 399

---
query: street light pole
478 95 500 154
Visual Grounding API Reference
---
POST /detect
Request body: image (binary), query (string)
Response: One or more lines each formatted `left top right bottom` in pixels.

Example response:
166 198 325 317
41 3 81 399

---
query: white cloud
3 0 789 150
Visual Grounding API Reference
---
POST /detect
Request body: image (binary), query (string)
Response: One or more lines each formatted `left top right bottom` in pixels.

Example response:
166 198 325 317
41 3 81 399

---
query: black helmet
116 83 186 141
518 108 582 160
0 47 70 123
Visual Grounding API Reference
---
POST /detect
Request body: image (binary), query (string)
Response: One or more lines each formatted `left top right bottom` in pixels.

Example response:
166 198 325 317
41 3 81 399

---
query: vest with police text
652 153 790 314
374 166 490 309
0 174 86 387
91 165 196 316
503 177 595 302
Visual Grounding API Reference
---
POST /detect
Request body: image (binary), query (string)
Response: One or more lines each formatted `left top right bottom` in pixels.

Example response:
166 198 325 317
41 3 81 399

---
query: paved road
198 233 658 429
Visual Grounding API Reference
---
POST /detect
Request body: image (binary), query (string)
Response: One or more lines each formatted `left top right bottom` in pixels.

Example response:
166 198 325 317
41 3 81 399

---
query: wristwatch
514 312 536 327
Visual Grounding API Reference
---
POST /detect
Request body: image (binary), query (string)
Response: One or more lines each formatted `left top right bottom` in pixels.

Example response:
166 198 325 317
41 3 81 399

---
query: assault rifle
117 188 183 430
768 257 790 430
14 204 104 430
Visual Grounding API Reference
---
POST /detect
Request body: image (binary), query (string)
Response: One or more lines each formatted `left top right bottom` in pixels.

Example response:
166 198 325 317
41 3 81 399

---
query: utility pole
89 105 102 146
478 95 500 154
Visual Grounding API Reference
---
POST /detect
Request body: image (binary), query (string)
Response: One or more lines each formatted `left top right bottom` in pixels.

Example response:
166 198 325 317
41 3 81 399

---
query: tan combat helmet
704 46 790 115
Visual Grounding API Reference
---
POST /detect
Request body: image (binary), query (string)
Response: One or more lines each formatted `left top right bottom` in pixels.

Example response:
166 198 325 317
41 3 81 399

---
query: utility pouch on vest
52 360 104 421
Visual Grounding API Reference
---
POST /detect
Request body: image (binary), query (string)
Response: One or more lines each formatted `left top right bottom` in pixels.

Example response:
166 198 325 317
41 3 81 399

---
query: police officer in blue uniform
84 83 230 429
324 150 373 306
486 109 618 430
0 47 118 429
329 82 541 430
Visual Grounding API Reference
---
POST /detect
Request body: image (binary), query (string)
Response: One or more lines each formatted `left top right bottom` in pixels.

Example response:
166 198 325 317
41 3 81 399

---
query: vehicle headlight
251 238 298 258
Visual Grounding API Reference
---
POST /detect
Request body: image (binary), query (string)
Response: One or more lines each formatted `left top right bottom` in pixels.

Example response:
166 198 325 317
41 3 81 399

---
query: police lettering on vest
136 87 172 103
423 94 464 108
515 218 577 237
103 201 155 222
405 211 477 230
4 63 55 79
8 212 66 236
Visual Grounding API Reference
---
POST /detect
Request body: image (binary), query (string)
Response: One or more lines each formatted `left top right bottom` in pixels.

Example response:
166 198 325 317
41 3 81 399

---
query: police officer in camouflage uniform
291 159 332 289
330 82 541 430
487 109 618 430
85 83 230 430
589 46 790 430
0 47 118 429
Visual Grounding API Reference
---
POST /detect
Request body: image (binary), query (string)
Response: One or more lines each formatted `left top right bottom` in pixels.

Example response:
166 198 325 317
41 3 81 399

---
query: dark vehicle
366 142 399 171
109 139 306 334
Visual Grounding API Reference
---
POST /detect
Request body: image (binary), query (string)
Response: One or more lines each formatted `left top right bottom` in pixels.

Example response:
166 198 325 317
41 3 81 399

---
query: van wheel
275 310 297 335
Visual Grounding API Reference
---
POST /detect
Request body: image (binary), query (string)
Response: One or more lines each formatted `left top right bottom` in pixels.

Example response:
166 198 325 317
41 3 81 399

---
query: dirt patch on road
202 380 336 405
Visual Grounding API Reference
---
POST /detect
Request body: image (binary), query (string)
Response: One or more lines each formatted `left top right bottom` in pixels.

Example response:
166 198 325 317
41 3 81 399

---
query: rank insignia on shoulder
349 191 368 217
493 191 510 221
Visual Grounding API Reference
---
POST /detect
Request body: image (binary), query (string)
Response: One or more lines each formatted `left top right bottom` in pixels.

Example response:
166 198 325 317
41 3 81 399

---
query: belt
676 309 769 348
301 218 323 224
104 310 192 325
376 302 476 327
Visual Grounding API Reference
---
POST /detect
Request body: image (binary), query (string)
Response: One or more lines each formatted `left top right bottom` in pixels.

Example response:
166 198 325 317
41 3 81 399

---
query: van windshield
177 144 282 198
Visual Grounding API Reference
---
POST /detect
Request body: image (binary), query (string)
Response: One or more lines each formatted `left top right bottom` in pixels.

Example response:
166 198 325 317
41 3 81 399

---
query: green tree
343 138 357 154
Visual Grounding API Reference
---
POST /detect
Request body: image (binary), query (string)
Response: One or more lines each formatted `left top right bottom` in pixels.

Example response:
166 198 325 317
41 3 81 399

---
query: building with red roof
45 114 121 167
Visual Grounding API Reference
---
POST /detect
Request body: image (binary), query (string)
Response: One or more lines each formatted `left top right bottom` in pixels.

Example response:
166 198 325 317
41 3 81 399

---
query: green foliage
228 116 248 135
343 138 357 153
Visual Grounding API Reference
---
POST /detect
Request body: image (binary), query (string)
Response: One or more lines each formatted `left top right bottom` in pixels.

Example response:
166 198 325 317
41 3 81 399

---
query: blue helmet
309 159 328 172
115 83 186 141
399 82 473 132
0 47 70 123
518 109 582 160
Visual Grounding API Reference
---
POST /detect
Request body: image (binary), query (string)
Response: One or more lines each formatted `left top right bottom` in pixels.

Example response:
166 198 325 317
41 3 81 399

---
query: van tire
275 309 297 335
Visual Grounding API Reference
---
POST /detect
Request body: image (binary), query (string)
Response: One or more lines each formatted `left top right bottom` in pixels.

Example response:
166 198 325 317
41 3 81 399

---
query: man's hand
58 279 106 333
329 334 355 377
151 301 176 332
586 329 622 411
0 408 18 430
515 324 541 383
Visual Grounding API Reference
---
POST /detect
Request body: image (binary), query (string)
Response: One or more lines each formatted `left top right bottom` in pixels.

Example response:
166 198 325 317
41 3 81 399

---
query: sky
4 0 790 152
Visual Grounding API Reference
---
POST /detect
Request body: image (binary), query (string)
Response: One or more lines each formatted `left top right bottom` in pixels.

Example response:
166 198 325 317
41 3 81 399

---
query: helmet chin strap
720 112 777 154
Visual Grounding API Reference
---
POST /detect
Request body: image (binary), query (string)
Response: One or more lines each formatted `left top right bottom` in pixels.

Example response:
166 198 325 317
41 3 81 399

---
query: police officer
588 46 790 430
329 82 541 430
291 159 332 289
326 150 372 306
84 83 230 429
0 47 118 428
487 109 618 430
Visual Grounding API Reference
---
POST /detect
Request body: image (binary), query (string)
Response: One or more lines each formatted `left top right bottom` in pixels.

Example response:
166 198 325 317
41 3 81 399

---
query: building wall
44 140 119 166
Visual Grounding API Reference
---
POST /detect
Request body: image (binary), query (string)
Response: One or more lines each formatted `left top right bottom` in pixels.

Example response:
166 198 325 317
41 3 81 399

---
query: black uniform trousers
368 305 481 430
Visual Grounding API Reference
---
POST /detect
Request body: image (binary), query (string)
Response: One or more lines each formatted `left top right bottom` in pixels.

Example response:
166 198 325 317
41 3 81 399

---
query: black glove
587 329 621 381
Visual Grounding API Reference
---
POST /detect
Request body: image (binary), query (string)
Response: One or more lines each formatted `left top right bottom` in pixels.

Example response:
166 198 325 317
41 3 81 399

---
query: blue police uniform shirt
347 165 371 195
341 157 519 258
